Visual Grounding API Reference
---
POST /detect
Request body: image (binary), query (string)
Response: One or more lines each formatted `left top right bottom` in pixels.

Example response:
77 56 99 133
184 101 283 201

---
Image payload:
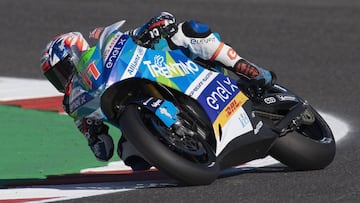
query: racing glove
78 118 114 161
128 12 178 48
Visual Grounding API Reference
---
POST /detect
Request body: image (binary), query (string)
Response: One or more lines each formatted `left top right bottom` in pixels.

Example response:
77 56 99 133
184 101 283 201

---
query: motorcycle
80 21 335 185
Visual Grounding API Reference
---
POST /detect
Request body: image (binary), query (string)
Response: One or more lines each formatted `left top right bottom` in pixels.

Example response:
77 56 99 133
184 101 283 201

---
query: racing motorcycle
84 21 335 185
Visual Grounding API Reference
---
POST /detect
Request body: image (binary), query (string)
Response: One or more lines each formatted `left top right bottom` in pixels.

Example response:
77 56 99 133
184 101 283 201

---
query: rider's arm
62 81 114 162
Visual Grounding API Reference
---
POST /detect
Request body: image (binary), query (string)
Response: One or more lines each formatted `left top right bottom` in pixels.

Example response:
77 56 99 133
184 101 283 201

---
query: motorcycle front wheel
269 105 336 170
118 104 219 185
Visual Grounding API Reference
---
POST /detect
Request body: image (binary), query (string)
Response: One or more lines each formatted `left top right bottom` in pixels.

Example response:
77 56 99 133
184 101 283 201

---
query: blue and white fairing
71 20 254 155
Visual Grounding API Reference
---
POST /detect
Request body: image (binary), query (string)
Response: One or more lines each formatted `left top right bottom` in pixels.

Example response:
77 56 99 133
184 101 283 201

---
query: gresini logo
143 55 199 78
206 77 239 110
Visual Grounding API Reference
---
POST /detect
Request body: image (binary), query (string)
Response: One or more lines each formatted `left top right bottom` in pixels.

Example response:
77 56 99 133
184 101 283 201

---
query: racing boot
233 59 276 96
117 136 152 171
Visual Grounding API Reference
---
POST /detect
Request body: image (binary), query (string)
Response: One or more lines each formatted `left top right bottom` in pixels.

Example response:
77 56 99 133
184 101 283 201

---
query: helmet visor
44 56 74 93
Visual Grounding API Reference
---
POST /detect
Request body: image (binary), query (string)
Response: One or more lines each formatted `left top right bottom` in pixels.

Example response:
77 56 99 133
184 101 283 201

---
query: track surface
1 0 359 202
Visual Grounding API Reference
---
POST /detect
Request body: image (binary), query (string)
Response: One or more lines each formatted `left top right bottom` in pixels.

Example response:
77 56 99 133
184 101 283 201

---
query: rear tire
270 106 336 170
119 104 219 185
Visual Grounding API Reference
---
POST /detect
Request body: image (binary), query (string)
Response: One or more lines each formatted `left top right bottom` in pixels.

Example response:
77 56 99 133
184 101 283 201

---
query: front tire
119 104 219 185
270 106 336 170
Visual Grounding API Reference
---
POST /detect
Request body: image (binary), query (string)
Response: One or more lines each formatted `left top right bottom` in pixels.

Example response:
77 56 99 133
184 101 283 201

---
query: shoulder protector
181 20 212 38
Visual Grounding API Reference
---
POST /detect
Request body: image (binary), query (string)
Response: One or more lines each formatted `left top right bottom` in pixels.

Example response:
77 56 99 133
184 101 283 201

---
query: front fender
130 97 180 128
100 78 180 125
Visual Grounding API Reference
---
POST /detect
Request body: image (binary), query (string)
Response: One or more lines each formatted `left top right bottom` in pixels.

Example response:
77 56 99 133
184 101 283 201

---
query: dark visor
44 56 74 93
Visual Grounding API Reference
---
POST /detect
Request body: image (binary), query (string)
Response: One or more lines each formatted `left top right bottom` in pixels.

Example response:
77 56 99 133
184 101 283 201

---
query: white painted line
0 183 133 202
0 77 61 101
81 160 132 173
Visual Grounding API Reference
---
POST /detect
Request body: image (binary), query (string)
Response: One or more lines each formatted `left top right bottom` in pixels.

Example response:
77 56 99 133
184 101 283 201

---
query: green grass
0 105 121 181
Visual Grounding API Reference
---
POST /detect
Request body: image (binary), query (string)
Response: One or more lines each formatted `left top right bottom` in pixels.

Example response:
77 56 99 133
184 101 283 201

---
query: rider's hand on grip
134 12 177 48
78 118 114 161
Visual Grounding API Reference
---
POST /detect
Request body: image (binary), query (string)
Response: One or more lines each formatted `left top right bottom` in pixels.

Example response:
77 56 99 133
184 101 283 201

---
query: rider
40 12 275 171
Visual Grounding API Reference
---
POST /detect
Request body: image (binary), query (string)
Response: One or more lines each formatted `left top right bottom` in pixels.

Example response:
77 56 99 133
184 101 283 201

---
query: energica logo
104 34 128 69
143 55 199 78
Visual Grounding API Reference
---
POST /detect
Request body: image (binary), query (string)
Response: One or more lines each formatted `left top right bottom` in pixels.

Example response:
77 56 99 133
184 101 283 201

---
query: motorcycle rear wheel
119 104 219 185
269 106 336 170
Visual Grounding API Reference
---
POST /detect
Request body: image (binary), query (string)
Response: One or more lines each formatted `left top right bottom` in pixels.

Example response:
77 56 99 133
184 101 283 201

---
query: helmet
41 32 89 93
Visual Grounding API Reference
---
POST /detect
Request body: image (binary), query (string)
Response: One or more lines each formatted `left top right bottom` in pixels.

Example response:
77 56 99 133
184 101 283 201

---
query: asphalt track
1 0 359 202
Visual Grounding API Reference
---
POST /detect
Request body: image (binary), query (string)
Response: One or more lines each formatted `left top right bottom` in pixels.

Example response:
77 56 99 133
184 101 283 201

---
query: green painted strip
0 105 121 183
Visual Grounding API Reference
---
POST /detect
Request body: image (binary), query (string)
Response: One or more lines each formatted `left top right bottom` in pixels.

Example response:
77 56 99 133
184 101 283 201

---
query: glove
89 133 114 162
131 12 178 48
78 118 114 161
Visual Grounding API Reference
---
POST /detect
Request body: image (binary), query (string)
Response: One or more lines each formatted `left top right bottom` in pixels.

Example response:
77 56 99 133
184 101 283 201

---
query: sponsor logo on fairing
142 97 163 108
103 33 121 58
120 46 146 80
205 77 239 110
277 95 298 102
151 99 162 108
264 96 276 104
159 107 172 119
143 55 199 78
186 71 215 98
155 100 179 127
142 97 153 106
239 111 251 127
104 34 128 69
127 47 144 74
226 99 240 116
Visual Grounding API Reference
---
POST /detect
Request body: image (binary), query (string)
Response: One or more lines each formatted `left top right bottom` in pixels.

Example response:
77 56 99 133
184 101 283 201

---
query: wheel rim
295 109 334 143
144 112 215 164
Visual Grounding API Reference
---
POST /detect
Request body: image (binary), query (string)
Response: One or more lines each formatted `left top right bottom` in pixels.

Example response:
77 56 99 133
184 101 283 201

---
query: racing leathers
63 12 274 171
128 12 274 90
